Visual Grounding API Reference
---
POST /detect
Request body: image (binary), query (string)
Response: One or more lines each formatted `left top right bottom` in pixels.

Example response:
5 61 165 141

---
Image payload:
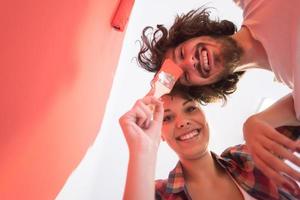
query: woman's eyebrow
183 99 193 106
164 109 171 113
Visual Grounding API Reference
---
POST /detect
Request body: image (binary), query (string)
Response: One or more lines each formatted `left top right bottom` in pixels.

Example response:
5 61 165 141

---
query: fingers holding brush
119 95 164 152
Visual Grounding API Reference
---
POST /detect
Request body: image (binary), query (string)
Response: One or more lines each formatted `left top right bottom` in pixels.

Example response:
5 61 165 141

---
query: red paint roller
111 0 135 31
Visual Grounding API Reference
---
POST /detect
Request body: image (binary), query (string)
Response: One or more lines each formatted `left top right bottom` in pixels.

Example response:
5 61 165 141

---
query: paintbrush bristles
159 59 183 81
150 59 183 98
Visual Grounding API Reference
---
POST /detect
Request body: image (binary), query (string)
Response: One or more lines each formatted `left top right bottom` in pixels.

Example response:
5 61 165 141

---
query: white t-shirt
234 0 300 120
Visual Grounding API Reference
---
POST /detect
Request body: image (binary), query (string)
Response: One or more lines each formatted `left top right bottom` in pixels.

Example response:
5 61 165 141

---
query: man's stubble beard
215 36 244 78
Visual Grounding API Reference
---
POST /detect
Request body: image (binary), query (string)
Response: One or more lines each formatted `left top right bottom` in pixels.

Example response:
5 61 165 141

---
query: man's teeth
201 50 209 70
178 130 199 141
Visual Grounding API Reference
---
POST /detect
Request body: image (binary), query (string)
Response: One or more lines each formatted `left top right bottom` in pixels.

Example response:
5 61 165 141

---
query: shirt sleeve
221 126 300 199
155 180 166 200
222 145 283 199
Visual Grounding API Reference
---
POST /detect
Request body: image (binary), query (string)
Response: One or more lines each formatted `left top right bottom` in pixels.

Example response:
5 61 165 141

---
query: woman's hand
119 96 164 154
243 115 300 195
120 96 164 200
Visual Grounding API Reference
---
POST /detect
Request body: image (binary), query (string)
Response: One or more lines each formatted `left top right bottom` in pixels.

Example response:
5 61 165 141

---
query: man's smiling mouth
196 46 211 78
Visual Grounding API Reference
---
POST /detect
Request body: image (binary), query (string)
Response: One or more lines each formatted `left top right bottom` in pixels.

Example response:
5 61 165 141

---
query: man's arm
250 93 300 127
243 93 300 194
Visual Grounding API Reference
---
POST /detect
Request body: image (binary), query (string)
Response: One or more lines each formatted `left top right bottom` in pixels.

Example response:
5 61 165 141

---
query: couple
120 0 299 199
136 0 299 191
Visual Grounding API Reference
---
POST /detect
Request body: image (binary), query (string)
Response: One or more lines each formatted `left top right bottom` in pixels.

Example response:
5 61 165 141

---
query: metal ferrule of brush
157 71 176 89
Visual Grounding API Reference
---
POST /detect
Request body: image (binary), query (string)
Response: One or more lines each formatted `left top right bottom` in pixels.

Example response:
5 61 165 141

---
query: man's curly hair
137 8 245 104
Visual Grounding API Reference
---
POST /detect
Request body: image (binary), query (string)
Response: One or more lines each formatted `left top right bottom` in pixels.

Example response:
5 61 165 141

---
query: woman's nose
176 119 191 129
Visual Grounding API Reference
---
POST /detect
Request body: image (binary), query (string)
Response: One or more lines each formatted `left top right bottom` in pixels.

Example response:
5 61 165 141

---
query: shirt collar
165 161 185 193
165 152 232 194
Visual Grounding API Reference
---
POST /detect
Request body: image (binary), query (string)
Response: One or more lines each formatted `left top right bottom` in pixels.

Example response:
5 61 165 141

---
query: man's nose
179 56 197 70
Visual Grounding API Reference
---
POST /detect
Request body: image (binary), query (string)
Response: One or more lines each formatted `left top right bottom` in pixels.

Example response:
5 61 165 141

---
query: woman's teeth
178 130 200 141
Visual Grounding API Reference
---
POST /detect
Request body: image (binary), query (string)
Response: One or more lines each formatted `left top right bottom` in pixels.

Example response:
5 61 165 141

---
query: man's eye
180 48 184 59
184 72 189 82
179 73 190 85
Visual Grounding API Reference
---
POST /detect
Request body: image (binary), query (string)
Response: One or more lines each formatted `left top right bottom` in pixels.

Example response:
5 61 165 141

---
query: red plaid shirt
155 126 299 200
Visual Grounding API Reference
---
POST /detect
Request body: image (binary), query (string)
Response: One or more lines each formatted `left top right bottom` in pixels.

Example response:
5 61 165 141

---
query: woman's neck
180 152 224 184
180 152 244 200
232 26 271 71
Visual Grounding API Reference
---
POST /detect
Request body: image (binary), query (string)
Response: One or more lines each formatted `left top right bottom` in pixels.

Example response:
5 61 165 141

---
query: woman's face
161 93 210 160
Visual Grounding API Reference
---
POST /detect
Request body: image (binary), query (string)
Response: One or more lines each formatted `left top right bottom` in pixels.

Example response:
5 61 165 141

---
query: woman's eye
186 106 196 113
163 115 173 123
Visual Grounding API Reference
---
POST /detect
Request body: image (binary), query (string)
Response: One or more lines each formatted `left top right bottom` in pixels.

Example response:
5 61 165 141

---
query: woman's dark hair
137 8 245 104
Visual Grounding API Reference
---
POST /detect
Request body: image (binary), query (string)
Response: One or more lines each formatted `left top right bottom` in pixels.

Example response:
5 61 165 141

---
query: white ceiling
56 1 291 199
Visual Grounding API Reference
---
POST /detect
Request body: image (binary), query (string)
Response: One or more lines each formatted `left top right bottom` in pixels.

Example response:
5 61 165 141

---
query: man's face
164 35 242 86
161 94 209 160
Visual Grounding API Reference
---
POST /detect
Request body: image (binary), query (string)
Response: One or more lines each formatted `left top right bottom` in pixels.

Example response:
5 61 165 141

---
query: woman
119 86 299 200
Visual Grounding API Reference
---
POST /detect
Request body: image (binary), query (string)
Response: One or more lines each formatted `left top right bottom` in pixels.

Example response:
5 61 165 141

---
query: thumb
152 100 164 123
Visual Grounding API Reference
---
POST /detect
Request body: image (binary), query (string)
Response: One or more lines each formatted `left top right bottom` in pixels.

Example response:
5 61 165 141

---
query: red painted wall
0 0 129 199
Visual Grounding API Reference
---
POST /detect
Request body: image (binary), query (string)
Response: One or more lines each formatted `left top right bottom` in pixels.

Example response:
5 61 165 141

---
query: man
136 0 300 189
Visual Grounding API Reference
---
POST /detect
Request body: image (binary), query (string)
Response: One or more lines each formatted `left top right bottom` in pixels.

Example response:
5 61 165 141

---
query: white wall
56 0 291 199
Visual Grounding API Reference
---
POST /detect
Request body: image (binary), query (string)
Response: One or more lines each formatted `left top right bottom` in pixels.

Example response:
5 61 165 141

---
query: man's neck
232 26 271 71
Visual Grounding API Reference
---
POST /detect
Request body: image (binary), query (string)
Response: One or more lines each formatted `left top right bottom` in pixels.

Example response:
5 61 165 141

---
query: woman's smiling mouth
176 129 201 141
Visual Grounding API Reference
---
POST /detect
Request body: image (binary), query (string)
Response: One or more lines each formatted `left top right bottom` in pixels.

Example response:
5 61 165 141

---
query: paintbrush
150 59 183 98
